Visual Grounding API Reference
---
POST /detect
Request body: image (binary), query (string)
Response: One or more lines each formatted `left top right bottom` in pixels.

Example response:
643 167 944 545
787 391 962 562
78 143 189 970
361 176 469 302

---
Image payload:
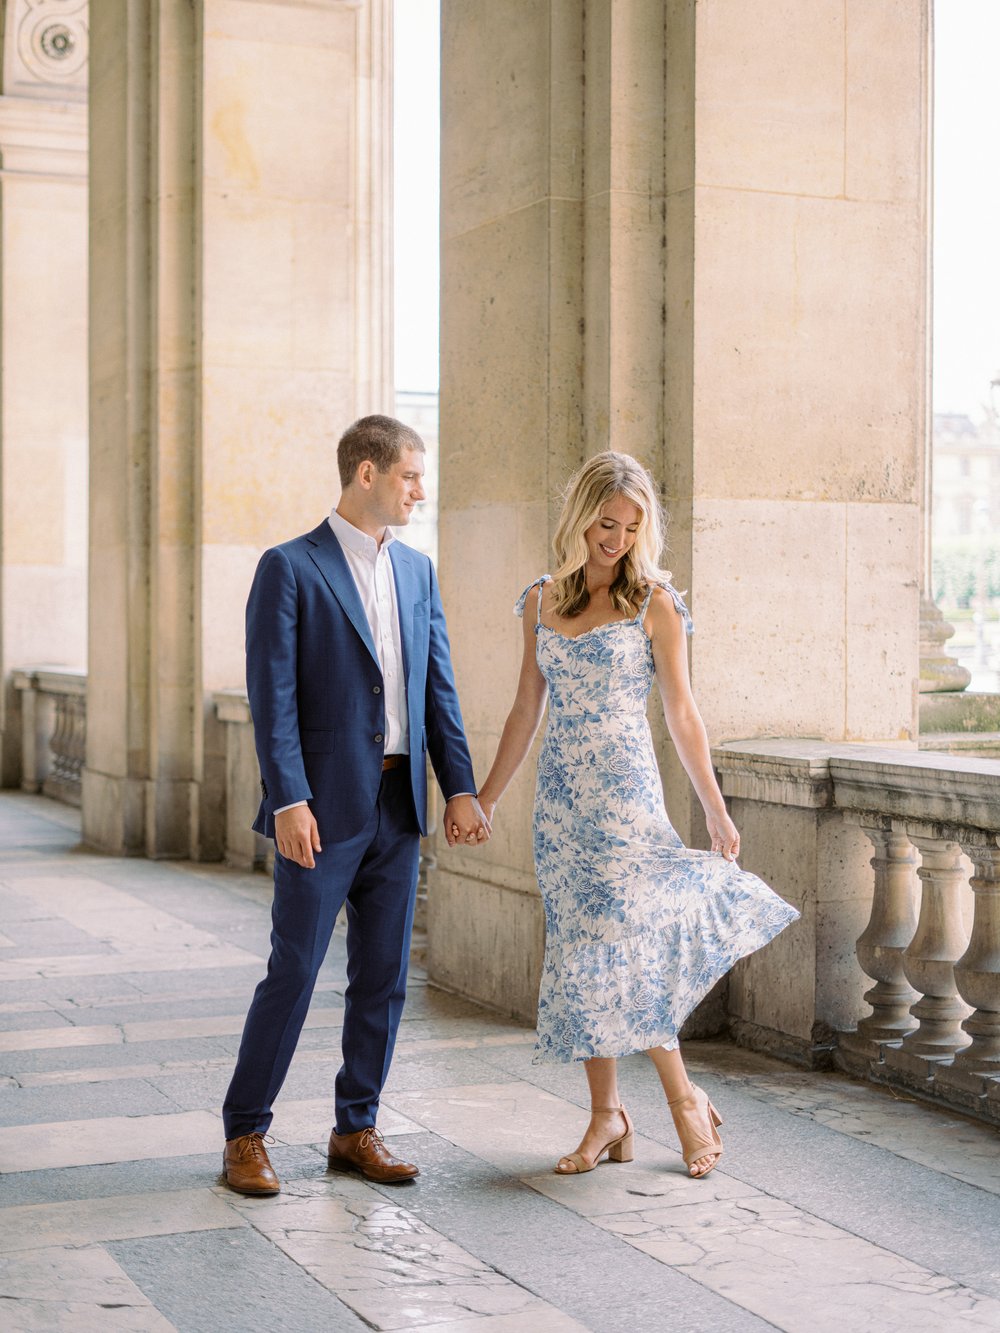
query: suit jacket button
374 733 383 743
373 685 381 694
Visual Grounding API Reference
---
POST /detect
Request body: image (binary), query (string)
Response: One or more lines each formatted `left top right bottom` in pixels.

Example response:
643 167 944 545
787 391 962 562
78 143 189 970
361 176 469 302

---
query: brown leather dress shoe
223 1132 281 1195
327 1126 419 1183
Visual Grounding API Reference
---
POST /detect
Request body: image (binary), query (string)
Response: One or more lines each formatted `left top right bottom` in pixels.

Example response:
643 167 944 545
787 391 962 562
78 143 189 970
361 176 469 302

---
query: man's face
369 448 427 527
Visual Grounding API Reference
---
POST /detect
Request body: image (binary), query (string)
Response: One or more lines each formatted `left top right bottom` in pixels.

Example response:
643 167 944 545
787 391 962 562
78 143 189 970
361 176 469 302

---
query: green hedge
933 537 1000 606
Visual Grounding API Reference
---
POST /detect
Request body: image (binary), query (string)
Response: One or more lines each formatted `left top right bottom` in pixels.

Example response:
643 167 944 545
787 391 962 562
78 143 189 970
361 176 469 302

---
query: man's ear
356 460 375 489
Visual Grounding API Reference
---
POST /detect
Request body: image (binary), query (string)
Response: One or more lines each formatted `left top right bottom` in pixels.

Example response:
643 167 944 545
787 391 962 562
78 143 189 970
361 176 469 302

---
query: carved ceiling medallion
3 0 89 98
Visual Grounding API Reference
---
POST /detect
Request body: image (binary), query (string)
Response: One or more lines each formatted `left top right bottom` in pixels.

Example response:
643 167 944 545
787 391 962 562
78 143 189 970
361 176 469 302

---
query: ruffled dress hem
531 895 798 1065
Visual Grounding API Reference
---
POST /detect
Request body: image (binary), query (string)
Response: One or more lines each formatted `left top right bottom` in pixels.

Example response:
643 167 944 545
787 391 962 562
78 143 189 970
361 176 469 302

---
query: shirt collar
329 506 395 559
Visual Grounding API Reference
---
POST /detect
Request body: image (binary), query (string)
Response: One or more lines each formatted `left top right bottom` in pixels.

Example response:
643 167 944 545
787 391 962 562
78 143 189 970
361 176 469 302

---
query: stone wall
435 0 929 1023
0 4 89 787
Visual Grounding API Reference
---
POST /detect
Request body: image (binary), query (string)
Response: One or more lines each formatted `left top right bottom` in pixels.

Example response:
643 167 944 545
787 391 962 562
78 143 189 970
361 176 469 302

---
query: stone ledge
714 738 1000 835
712 738 839 809
212 688 252 726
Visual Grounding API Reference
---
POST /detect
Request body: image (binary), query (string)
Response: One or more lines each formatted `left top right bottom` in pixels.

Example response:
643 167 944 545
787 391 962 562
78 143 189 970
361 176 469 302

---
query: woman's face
584 494 642 570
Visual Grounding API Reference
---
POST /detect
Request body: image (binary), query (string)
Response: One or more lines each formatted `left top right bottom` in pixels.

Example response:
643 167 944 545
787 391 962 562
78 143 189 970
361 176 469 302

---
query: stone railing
12 667 87 807
714 739 1000 1125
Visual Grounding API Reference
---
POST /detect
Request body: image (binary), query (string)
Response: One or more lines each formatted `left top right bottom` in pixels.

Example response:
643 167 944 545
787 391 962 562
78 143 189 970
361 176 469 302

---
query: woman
473 452 798 1179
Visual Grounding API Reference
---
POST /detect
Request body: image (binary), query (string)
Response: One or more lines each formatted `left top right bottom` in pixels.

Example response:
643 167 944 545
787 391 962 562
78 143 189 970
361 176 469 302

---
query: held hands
706 810 740 862
443 794 492 849
275 805 322 868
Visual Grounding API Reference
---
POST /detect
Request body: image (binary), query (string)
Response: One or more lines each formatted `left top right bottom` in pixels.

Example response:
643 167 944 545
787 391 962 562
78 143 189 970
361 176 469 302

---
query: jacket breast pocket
412 598 429 619
300 728 336 753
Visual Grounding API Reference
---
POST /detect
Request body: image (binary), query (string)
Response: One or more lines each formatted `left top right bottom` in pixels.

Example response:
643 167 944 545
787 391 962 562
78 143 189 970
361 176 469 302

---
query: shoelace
237 1132 274 1162
357 1127 385 1153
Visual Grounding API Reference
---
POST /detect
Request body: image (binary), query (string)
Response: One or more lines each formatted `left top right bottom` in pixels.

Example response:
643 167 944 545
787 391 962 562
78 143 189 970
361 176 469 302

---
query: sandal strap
681 1134 722 1165
557 1152 588 1173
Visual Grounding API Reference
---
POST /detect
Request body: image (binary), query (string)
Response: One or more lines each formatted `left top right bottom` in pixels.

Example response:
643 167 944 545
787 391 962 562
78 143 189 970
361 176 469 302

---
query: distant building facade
395 390 439 564
932 409 1000 540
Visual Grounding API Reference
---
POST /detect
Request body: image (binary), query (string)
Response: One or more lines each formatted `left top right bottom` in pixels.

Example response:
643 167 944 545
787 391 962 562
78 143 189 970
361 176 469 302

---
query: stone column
85 0 392 858
434 1 675 1015
0 3 89 786
437 1 929 1021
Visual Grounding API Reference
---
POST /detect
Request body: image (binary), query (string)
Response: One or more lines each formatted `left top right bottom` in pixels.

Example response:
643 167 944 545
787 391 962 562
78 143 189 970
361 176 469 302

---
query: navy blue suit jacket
247 519 476 843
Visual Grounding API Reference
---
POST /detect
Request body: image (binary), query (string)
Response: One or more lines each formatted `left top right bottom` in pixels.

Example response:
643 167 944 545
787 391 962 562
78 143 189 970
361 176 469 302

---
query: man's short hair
337 415 425 489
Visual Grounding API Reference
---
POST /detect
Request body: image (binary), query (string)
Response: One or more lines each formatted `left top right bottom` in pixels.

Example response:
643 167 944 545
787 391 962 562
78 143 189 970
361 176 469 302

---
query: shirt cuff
273 800 308 816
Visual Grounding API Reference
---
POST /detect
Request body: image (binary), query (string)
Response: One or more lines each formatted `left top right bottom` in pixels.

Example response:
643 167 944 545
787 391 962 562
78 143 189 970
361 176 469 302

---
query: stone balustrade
12 668 87 808
714 740 1000 1125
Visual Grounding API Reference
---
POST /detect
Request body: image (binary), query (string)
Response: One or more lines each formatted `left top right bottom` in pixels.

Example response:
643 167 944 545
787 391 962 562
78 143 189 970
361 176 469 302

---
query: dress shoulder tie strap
514 575 552 629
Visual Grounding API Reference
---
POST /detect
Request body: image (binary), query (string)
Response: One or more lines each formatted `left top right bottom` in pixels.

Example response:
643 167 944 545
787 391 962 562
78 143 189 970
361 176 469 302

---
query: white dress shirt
326 507 409 754
273 509 408 815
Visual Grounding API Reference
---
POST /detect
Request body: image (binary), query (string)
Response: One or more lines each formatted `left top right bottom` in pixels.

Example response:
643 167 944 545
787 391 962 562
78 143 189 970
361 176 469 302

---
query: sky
393 0 441 393
932 1 1000 418
394 1 1000 416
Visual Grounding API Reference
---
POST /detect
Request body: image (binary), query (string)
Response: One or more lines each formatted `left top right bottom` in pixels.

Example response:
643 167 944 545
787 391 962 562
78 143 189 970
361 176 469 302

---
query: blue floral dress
516 576 799 1063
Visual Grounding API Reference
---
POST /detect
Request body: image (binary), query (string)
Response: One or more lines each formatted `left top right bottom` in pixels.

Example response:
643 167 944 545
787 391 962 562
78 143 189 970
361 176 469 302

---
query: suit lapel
389 542 414 683
306 522 380 667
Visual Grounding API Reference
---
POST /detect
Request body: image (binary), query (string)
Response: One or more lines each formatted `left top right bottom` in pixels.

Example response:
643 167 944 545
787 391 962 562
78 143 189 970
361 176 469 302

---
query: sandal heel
608 1129 634 1163
668 1085 724 1178
554 1106 634 1174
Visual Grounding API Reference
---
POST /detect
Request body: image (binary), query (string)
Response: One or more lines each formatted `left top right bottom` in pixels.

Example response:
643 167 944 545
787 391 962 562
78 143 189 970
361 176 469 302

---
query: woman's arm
477 587 549 820
646 588 740 861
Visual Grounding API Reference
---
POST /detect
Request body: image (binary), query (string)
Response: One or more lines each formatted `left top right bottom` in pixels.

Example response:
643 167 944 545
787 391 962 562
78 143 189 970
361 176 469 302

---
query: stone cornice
0 93 87 178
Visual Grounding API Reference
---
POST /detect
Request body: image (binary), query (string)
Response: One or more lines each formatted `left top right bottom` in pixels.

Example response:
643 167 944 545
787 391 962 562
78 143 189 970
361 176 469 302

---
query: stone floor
2 793 1000 1333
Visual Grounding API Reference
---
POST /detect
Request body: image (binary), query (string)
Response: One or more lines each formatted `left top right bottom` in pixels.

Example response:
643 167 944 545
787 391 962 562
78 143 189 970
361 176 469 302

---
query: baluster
43 696 69 799
66 694 85 804
886 833 971 1081
848 823 919 1054
950 840 1000 1076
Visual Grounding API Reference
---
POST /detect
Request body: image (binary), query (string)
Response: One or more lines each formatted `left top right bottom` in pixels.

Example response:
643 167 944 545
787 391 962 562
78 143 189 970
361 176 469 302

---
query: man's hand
275 805 322 868
443 795 492 848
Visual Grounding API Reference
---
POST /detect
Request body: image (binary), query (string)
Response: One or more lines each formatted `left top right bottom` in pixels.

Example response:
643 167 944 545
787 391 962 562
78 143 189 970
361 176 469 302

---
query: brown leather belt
382 754 408 772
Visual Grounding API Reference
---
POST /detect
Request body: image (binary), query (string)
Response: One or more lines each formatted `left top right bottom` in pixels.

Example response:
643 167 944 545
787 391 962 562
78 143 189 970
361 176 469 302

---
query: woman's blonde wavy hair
551 451 671 618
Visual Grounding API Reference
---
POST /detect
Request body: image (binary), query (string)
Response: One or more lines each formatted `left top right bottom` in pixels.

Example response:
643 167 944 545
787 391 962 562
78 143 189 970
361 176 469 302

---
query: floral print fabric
516 576 800 1063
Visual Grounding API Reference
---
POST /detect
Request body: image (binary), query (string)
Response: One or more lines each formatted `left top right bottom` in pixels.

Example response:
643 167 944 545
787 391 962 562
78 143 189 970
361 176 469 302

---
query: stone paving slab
3 792 1000 1333
0 1244 176 1331
108 1227 367 1333
0 1188 236 1253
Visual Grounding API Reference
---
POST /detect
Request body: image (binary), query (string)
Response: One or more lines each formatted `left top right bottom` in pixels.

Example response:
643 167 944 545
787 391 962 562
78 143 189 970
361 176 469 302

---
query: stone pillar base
81 769 197 858
144 779 199 860
81 769 146 856
427 867 544 1024
919 596 972 693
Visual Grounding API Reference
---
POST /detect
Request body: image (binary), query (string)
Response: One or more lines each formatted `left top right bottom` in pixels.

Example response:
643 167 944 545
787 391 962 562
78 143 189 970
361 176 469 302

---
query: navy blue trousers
223 767 421 1140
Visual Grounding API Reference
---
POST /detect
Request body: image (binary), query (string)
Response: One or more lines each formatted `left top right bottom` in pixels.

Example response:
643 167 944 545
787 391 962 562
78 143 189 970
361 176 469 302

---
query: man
222 415 489 1194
